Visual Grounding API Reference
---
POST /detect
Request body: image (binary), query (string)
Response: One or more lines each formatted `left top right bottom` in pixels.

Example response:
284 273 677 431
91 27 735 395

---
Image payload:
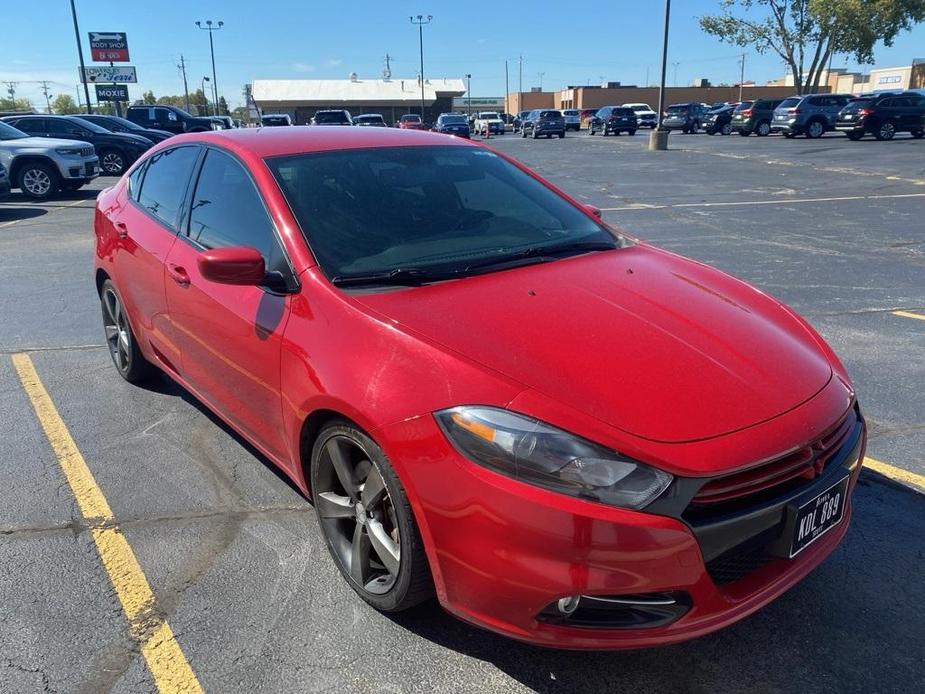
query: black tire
100 148 128 176
17 161 60 200
99 279 154 383
913 130 924 139
588 126 595 135
707 130 716 136
310 420 433 612
691 120 700 133
628 129 636 136
558 132 565 138
521 128 527 138
532 129 539 139
601 128 608 137
756 121 771 136
846 131 865 141
805 120 825 139
721 123 732 136
875 121 896 141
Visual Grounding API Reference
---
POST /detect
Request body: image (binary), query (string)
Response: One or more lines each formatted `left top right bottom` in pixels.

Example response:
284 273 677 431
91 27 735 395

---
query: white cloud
325 59 343 68
291 62 316 73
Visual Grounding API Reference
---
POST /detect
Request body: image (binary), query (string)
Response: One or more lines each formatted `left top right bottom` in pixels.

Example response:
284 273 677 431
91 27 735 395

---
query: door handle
167 264 190 287
114 221 128 239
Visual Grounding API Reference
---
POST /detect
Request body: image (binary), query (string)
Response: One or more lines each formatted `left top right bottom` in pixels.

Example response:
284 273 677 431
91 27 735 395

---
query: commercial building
766 60 925 93
251 76 466 125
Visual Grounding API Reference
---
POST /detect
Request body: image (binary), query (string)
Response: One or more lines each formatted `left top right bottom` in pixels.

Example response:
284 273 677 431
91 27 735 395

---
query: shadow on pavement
0 207 47 223
387 474 924 693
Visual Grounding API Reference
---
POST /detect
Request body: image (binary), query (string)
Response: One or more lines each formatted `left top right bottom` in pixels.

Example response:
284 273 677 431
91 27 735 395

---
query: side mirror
584 204 602 219
198 246 266 285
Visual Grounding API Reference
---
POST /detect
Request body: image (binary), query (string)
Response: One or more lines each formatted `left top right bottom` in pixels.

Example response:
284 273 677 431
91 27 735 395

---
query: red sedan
397 114 425 129
94 127 865 649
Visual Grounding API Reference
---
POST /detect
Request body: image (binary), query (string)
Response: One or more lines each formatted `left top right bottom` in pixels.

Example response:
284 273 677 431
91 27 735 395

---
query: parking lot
1 130 924 693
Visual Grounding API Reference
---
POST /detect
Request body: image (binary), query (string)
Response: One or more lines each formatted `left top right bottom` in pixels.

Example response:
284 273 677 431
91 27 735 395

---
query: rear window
734 101 755 111
613 108 634 116
666 106 688 114
400 114 421 123
539 110 562 118
777 98 801 109
315 111 350 124
562 110 579 116
441 115 467 124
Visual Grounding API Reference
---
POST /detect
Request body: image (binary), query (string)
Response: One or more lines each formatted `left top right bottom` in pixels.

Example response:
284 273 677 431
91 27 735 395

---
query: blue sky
3 1 924 109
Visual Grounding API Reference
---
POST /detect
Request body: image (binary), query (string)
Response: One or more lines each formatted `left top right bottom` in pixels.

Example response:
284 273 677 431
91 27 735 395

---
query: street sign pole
69 0 93 113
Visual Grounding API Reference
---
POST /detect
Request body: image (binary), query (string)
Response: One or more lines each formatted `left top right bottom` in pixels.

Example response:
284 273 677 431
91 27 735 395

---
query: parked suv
521 109 566 138
2 114 150 176
561 109 581 131
74 114 173 144
623 103 658 128
704 105 737 135
0 160 10 199
261 114 292 127
473 112 505 136
127 105 218 134
662 103 708 133
836 93 925 141
0 120 98 199
311 110 353 126
771 94 852 138
731 99 782 136
354 114 387 127
433 113 471 138
588 106 638 136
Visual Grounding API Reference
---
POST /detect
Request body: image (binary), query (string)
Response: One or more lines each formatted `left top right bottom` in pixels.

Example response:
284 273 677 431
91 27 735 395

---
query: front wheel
756 121 771 136
18 162 60 200
100 279 154 383
805 120 825 139
558 132 565 139
311 421 433 612
100 149 127 175
721 123 732 136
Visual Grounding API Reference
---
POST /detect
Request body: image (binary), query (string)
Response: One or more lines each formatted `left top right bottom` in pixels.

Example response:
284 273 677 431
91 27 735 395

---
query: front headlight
435 407 672 510
55 147 83 156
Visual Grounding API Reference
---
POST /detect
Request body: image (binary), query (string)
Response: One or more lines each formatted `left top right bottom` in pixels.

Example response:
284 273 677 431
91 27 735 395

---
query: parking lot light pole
69 0 92 114
410 15 433 121
196 20 223 115
649 0 671 151
465 73 471 118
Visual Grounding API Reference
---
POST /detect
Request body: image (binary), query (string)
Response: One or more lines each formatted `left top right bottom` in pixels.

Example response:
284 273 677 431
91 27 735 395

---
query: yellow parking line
11 353 204 694
864 456 925 493
892 310 925 322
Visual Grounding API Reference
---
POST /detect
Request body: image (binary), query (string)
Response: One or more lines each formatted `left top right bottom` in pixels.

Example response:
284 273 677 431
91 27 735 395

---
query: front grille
81 146 95 157
690 409 856 511
706 545 774 585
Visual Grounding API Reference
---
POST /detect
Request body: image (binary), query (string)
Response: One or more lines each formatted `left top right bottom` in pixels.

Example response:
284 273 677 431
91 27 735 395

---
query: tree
0 96 34 112
700 0 925 94
51 94 81 115
142 90 157 105
217 96 229 116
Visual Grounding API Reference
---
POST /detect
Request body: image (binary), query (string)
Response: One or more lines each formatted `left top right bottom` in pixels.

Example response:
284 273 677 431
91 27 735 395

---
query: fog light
557 595 581 615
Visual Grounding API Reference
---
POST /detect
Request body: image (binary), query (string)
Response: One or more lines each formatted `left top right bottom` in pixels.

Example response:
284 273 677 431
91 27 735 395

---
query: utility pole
738 53 746 102
178 54 191 112
40 81 53 113
649 0 672 151
518 55 523 115
383 54 393 79
465 73 471 118
410 15 433 120
504 60 509 115
69 0 92 113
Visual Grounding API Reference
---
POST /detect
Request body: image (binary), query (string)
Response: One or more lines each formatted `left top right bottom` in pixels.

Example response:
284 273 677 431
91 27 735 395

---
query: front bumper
379 402 864 649
58 156 100 181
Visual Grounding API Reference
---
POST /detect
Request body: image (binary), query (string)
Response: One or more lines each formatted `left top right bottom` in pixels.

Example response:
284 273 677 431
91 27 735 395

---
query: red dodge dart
94 127 865 649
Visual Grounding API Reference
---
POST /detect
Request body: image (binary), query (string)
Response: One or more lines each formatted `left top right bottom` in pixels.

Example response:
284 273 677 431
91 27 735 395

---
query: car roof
163 125 477 158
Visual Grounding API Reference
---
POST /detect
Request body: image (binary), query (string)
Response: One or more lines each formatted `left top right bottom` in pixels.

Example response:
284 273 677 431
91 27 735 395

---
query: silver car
561 109 582 131
0 120 99 200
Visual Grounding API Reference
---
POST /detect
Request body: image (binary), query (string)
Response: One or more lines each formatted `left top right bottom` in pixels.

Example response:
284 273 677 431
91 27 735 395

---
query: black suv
126 105 217 134
731 99 782 136
521 110 566 139
311 110 353 126
588 106 638 136
2 114 152 175
662 103 708 133
74 114 173 144
836 92 925 141
704 105 736 135
432 113 471 138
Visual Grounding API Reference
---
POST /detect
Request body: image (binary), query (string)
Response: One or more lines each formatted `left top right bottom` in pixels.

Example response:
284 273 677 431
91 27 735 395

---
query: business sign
89 32 129 62
81 66 137 84
878 75 902 84
95 84 129 102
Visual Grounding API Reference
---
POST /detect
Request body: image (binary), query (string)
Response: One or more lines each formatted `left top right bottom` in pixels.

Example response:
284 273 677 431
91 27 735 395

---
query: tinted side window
47 119 85 136
155 108 179 124
127 161 146 201
136 146 200 229
188 149 283 269
14 119 45 135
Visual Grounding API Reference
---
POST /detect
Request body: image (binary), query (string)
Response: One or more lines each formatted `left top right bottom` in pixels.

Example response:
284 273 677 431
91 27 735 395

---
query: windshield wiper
330 267 456 287
461 240 618 274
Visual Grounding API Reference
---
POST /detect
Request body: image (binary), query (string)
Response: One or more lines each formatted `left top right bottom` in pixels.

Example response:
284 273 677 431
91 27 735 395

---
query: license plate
790 477 849 557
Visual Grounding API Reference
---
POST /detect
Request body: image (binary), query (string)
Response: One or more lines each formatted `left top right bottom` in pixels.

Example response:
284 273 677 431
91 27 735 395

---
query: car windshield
263 117 288 125
777 98 801 109
315 112 348 123
358 115 383 122
0 122 28 140
401 115 421 122
441 115 467 124
630 105 651 112
562 110 579 116
479 113 499 119
267 145 624 284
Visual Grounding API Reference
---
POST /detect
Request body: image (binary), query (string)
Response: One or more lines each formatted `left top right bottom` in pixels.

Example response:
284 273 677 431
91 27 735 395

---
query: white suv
473 112 505 136
0 120 99 200
623 103 658 128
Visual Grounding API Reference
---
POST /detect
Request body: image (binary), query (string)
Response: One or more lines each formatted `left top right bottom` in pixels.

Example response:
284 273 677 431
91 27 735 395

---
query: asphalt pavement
1 130 923 693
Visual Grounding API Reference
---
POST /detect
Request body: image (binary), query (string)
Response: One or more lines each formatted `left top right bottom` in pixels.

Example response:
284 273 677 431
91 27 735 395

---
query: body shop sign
89 32 129 62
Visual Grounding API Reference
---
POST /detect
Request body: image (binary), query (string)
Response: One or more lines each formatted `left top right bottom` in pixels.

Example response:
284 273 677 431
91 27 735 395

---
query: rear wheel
913 130 924 139
311 422 433 612
875 121 896 141
100 279 154 383
17 162 60 200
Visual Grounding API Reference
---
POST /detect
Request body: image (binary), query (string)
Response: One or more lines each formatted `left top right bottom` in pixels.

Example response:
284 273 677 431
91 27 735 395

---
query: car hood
106 132 152 147
355 245 833 443
1 136 93 150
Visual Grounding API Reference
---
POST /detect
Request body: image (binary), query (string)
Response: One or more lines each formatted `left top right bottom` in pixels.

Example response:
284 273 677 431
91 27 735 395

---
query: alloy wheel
807 121 824 138
102 287 131 374
878 122 895 140
757 122 771 136
22 168 52 196
315 435 401 595
102 151 126 175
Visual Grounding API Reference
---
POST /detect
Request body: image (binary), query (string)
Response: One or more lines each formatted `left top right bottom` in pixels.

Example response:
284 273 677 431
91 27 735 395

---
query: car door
162 147 294 461
46 118 94 146
11 118 49 137
110 145 201 373
154 107 183 134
